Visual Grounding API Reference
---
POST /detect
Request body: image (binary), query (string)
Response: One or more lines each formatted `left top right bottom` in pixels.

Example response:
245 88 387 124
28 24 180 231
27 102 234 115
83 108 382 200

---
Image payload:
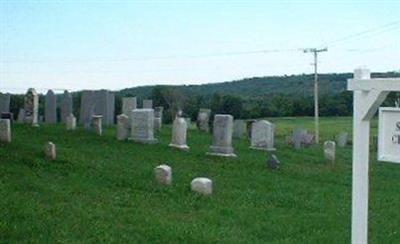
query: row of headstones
0 89 159 126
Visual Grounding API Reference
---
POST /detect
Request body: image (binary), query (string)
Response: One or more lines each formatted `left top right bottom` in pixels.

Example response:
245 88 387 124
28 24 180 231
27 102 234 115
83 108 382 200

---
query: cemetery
1 2 399 243
0 69 399 243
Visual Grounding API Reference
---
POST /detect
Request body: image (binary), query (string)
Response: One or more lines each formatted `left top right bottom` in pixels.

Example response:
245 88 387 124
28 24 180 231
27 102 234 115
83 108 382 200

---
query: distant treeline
8 72 400 123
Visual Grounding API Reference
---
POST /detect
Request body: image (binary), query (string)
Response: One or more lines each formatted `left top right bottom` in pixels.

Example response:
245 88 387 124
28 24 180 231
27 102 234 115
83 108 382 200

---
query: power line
323 20 400 47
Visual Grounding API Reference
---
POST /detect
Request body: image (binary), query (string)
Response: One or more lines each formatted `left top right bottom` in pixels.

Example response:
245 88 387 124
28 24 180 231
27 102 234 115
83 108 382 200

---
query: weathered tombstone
61 90 73 123
80 90 115 127
267 154 280 170
79 90 96 128
154 106 163 131
233 120 247 139
191 177 212 195
24 88 39 126
130 109 157 144
250 120 276 151
197 108 211 132
207 114 236 157
93 90 115 125
154 165 172 185
92 115 103 136
293 128 307 149
122 97 137 117
302 132 315 146
45 90 57 124
143 99 153 109
0 93 10 113
116 114 130 140
0 119 11 143
324 141 336 163
337 131 348 148
44 142 56 160
17 108 25 123
66 114 76 131
169 117 189 150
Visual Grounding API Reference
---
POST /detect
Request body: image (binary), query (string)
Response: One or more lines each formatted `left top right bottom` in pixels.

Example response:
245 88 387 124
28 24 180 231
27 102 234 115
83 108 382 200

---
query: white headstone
154 165 172 185
191 177 212 195
324 141 336 163
337 131 348 147
0 119 11 143
154 106 163 131
122 97 137 117
197 109 211 132
92 115 103 135
207 114 236 157
44 141 56 160
250 120 276 151
169 117 189 150
116 114 130 140
17 108 25 123
130 109 158 144
66 114 76 131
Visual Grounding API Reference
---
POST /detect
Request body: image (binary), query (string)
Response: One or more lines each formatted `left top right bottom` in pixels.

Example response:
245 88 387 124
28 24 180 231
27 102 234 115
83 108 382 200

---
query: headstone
191 177 212 195
143 99 153 109
23 88 39 126
0 93 10 113
250 120 276 151
337 131 348 147
122 97 137 117
197 108 211 132
207 114 236 157
169 117 189 150
93 90 115 125
130 109 157 144
246 119 257 139
267 154 280 170
17 108 25 123
66 114 76 131
44 142 56 160
45 90 57 124
324 141 336 163
293 128 307 149
116 114 130 140
154 106 163 131
79 90 96 128
92 115 103 136
154 165 172 185
80 90 115 127
61 90 73 123
0 119 11 143
233 120 247 139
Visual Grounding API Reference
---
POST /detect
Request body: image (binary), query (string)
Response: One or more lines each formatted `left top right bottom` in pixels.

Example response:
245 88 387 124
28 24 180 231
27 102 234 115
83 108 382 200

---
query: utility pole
303 47 327 144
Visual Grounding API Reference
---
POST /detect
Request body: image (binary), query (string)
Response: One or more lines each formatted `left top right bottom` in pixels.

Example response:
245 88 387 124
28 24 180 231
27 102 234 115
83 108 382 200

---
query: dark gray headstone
61 90 73 123
45 90 57 123
0 93 10 113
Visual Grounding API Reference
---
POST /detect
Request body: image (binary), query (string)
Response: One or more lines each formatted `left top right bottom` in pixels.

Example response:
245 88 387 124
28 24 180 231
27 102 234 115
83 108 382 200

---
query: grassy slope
0 117 399 243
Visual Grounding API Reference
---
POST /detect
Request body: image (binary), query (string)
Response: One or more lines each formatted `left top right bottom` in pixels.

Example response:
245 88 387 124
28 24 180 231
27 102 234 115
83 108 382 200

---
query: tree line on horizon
7 72 400 123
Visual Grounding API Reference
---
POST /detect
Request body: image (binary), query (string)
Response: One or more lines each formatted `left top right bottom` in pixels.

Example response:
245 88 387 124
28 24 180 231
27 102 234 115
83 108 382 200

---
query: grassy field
1 117 399 243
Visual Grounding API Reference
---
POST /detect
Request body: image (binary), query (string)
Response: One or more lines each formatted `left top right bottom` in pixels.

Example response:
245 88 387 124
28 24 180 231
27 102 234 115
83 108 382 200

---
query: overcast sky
1 0 399 93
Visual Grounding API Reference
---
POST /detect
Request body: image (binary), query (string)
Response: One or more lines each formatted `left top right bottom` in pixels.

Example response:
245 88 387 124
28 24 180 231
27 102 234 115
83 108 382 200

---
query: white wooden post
348 68 400 244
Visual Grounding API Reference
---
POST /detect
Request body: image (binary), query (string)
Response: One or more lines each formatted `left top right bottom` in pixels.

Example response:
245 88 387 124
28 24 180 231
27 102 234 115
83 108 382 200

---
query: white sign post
348 68 400 244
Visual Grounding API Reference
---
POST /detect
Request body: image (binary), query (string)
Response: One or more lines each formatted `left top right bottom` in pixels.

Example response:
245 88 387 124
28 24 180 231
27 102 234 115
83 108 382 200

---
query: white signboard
378 107 400 163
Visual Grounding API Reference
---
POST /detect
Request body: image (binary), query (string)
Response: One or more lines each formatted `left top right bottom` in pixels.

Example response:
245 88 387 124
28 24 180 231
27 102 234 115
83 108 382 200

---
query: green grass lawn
1 117 399 243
